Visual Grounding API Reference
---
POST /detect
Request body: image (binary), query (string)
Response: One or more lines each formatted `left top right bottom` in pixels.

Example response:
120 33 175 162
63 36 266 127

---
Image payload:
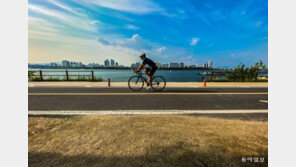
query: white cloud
96 37 111 45
156 47 166 52
95 34 152 51
29 33 141 65
90 20 101 25
48 0 83 16
190 38 200 46
28 4 97 32
126 34 152 50
115 34 152 51
131 34 141 41
29 4 67 20
125 24 139 30
186 55 192 59
82 0 163 14
179 55 197 65
29 30 58 38
29 16 63 33
29 16 60 27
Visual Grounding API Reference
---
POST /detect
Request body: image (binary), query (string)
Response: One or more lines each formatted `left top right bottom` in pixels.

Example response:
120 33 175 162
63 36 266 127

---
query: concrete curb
28 110 268 116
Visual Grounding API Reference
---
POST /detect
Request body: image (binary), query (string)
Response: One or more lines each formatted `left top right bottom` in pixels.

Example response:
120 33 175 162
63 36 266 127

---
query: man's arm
135 64 145 72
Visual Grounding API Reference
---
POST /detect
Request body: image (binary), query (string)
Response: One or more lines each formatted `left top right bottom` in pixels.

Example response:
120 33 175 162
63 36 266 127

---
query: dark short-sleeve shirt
142 58 155 67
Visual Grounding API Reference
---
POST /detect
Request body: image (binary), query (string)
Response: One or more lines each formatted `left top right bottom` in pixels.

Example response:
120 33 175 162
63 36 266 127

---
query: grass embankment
29 115 268 167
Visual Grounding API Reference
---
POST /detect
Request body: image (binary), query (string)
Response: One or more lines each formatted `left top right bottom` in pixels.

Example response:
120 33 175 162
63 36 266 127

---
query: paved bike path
29 87 267 93
29 87 268 111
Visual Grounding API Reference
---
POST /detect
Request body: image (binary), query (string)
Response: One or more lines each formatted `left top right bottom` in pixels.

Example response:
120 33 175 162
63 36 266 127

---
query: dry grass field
29 115 268 167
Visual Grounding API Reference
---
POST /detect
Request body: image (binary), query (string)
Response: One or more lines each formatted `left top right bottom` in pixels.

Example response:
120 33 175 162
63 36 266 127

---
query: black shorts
145 66 157 76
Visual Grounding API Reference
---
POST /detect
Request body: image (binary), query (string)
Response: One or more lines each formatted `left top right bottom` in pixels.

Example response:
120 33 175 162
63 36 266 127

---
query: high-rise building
50 62 58 67
169 62 179 68
77 62 83 67
88 63 100 67
208 60 213 68
115 62 119 67
110 59 115 66
70 61 77 67
131 62 141 69
203 63 208 68
161 64 169 68
179 62 184 68
104 59 110 67
156 62 161 68
62 60 70 67
131 63 136 68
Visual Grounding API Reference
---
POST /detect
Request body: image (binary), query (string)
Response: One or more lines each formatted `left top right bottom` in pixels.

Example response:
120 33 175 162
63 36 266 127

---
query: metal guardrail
29 70 95 81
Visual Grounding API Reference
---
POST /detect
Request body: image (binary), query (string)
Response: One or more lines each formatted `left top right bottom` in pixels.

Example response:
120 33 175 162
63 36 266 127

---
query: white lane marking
85 85 92 87
28 110 268 116
259 100 268 103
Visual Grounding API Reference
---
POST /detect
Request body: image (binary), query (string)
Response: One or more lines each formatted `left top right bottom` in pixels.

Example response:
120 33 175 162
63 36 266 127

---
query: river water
29 69 268 82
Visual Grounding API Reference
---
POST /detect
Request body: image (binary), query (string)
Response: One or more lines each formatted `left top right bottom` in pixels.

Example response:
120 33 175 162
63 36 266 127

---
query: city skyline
28 0 267 67
30 58 214 68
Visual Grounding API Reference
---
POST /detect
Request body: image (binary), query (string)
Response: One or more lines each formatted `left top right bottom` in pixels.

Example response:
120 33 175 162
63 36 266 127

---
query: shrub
225 60 267 82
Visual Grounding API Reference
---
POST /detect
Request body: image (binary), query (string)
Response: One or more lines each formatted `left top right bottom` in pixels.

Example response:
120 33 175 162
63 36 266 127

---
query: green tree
226 60 267 82
28 71 35 79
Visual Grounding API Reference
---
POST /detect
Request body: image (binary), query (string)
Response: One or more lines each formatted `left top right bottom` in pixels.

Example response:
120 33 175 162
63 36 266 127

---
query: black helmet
140 53 146 58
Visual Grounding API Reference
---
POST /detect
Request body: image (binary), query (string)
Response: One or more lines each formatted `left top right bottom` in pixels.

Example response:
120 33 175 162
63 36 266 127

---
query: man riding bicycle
134 53 158 90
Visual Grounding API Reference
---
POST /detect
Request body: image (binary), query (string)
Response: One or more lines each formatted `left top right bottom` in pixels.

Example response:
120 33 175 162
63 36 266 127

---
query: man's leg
148 66 157 86
144 68 148 75
148 75 152 86
144 68 150 86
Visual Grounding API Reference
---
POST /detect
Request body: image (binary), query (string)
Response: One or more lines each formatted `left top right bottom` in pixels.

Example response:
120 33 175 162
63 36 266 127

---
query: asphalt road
29 87 268 111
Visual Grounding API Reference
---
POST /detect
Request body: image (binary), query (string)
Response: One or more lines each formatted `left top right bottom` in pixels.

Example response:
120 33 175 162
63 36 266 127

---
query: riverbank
28 81 268 88
28 69 268 82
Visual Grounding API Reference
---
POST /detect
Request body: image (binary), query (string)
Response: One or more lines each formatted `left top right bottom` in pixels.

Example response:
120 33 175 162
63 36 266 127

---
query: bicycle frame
134 71 149 85
134 71 161 86
129 71 166 91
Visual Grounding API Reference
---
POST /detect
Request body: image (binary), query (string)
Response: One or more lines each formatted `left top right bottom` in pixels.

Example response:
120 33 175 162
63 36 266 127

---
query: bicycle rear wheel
128 76 144 91
151 76 166 91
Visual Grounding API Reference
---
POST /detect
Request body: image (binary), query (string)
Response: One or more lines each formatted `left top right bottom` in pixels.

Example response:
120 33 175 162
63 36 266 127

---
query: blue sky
28 0 268 67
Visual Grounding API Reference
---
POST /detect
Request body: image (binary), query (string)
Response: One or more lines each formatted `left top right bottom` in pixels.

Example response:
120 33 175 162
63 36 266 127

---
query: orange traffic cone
203 79 206 87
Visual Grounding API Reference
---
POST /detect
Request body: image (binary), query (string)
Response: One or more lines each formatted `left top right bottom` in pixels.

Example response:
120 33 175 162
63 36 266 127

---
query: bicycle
128 71 166 91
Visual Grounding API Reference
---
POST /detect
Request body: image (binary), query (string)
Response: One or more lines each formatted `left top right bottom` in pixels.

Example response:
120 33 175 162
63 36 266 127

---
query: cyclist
134 53 158 89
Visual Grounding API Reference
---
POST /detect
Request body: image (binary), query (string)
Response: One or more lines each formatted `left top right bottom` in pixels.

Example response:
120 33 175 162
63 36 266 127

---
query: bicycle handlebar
133 70 142 75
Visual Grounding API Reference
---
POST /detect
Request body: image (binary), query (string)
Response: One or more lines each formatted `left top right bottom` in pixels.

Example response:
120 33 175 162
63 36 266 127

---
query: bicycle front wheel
128 76 144 91
151 76 166 91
